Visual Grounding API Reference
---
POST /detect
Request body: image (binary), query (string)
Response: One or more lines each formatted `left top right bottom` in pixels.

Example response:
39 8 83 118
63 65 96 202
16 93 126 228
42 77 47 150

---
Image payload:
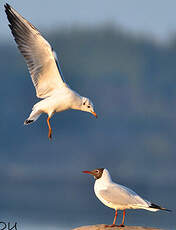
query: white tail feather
24 109 41 125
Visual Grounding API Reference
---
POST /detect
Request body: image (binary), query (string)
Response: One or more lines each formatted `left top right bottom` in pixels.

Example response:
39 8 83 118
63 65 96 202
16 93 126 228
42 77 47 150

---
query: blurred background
0 0 176 229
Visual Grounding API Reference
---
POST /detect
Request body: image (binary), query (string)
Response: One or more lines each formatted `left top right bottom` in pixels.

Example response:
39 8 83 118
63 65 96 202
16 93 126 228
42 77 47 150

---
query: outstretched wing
99 184 148 208
5 4 66 98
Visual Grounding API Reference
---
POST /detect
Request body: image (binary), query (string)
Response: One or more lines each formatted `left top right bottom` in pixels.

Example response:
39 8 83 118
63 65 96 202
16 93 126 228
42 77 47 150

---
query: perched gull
4 4 97 139
83 168 171 227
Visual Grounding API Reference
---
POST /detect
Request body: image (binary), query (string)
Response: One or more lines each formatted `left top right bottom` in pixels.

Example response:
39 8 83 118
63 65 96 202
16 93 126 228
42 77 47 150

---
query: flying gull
4 4 97 139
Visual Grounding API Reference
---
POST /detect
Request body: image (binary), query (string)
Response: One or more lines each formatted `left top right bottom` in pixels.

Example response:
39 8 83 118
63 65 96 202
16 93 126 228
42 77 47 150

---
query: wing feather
99 184 148 208
5 4 66 98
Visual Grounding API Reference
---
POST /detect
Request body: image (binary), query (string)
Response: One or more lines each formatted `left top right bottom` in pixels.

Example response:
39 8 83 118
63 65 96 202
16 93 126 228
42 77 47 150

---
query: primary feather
5 3 65 98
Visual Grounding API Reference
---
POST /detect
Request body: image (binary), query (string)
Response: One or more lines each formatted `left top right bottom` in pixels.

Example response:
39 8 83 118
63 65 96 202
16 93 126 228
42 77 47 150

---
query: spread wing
5 3 66 98
99 184 148 208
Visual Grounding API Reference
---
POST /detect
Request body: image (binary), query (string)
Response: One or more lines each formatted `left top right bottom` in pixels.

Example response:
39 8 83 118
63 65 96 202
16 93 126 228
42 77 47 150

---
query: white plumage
83 168 170 227
94 169 155 211
5 4 97 139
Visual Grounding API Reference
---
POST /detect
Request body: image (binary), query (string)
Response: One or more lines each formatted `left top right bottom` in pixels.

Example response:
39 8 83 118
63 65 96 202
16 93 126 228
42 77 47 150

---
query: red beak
91 111 98 118
82 170 94 175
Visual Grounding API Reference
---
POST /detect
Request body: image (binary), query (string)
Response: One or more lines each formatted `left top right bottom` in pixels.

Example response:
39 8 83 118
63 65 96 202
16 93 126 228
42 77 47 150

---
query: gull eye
87 105 90 108
96 170 99 173
83 102 86 105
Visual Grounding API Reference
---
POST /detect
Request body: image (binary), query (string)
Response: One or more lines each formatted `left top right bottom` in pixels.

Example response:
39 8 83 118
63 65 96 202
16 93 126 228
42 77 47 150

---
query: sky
0 1 176 229
1 0 176 43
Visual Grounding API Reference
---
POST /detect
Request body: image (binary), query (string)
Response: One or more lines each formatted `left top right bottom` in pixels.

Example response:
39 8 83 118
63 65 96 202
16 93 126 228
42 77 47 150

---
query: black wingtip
164 209 172 212
150 203 172 212
4 3 12 17
4 3 10 10
24 119 34 125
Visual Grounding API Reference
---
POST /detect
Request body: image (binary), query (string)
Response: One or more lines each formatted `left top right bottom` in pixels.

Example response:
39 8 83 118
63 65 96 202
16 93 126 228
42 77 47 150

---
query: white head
81 97 97 118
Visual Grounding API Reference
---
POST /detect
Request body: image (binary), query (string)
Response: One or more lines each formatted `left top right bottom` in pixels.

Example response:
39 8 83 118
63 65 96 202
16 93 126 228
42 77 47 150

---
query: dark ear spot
94 168 104 179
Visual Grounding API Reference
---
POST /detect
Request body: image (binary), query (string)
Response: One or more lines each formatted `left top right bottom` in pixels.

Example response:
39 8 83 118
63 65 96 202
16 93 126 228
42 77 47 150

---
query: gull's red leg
119 210 126 227
112 210 118 226
47 116 52 139
105 210 118 227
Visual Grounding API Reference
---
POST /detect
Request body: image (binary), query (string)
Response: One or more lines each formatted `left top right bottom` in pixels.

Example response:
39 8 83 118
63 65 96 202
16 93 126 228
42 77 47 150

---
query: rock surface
73 225 165 230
